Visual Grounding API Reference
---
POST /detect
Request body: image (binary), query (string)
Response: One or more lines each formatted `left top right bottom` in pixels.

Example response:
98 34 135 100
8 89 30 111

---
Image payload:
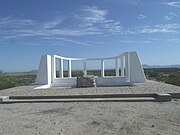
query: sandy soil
0 81 180 135
0 80 180 96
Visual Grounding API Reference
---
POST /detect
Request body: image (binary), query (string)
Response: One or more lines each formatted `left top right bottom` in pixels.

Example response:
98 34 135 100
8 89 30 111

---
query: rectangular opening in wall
63 59 68 77
116 58 121 76
119 57 125 76
104 59 115 76
71 60 84 77
55 58 60 78
86 60 101 76
123 56 127 76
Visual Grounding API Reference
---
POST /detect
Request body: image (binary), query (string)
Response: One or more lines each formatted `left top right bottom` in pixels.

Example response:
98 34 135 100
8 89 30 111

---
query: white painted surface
34 84 51 89
35 55 51 85
129 52 146 83
96 76 131 86
101 60 104 77
68 60 72 77
52 78 77 87
60 58 64 78
35 51 146 89
0 96 9 102
83 60 87 76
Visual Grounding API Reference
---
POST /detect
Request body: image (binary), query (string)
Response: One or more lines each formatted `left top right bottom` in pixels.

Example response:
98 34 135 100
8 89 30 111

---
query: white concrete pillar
60 58 64 78
125 52 130 81
51 56 54 81
83 60 87 76
53 56 56 79
68 60 72 77
35 55 52 85
59 59 61 78
101 59 104 77
127 53 131 81
121 57 124 76
115 58 119 76
128 51 146 83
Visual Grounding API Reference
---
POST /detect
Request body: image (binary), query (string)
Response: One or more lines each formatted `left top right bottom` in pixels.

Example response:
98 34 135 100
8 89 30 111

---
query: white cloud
0 6 123 45
32 37 93 47
127 23 180 34
122 0 140 6
42 18 64 29
164 12 177 21
164 1 180 8
118 39 151 44
140 24 180 33
57 38 94 47
80 6 107 27
0 17 35 29
137 14 147 20
1 7 180 47
164 16 172 21
167 38 180 43
0 16 104 47
0 16 102 39
78 6 123 33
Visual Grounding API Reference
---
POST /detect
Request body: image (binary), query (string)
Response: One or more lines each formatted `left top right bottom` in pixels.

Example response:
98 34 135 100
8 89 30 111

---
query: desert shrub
144 68 180 86
0 74 36 90
164 75 180 86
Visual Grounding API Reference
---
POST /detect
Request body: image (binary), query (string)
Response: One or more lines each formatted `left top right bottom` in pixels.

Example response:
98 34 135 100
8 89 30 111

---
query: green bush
144 68 180 86
0 81 15 90
0 73 36 90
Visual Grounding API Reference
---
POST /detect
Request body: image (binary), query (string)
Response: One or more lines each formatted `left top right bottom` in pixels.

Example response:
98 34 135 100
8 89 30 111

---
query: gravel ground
0 80 180 96
0 81 180 135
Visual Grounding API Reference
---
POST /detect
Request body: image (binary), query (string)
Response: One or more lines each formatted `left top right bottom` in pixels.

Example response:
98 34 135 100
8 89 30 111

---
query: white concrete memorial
35 51 146 89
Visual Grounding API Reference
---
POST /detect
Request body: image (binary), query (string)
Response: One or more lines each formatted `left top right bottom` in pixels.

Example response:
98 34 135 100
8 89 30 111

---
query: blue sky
0 0 180 72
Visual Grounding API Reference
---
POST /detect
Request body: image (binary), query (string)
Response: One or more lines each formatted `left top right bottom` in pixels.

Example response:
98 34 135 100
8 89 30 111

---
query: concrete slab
168 93 180 99
1 93 176 103
1 97 156 103
9 93 156 99
155 93 171 102
0 96 9 102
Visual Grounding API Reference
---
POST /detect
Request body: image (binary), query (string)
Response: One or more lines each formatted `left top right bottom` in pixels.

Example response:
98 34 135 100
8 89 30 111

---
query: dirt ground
0 81 180 135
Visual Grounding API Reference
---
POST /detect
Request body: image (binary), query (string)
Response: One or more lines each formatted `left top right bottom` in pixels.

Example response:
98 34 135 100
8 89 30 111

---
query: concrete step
0 93 175 103
2 97 156 103
9 93 156 99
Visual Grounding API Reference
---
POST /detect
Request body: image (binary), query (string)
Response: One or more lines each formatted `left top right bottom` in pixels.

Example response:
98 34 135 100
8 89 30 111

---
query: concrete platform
0 96 9 102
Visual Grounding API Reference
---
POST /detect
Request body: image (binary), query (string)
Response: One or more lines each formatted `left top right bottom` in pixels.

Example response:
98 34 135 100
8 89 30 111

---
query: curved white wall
35 51 146 89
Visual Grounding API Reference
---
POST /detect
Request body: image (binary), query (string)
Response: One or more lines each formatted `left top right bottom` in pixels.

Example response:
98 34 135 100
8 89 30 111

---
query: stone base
76 76 96 88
